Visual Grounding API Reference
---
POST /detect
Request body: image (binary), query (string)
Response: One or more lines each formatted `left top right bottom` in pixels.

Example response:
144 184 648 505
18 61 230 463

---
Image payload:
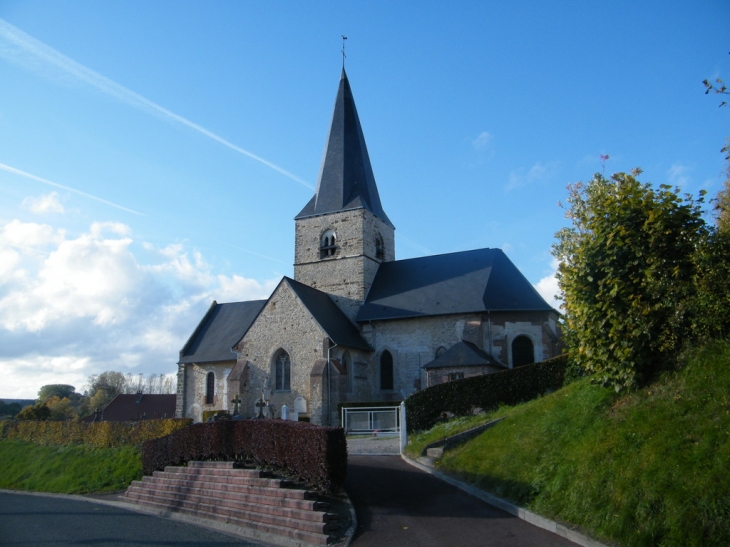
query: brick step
124 463 336 545
161 464 275 479
124 489 337 535
128 478 324 512
125 481 335 522
153 469 299 491
125 494 331 546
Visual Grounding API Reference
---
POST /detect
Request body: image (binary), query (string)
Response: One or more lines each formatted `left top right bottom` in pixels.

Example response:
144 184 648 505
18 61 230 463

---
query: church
175 69 562 425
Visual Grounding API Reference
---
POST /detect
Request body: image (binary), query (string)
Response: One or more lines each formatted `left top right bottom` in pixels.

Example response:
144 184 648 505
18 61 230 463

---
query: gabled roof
179 300 266 364
296 69 393 228
356 248 555 322
422 340 506 370
94 393 176 422
283 277 372 350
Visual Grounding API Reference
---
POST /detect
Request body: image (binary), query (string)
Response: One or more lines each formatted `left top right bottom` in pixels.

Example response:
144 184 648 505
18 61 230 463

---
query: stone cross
254 397 267 419
231 394 242 416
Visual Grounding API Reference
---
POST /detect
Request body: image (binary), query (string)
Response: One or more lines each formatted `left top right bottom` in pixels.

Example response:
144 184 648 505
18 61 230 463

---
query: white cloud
472 131 494 152
667 162 691 188
22 192 65 214
534 258 562 311
507 160 560 192
0 217 277 398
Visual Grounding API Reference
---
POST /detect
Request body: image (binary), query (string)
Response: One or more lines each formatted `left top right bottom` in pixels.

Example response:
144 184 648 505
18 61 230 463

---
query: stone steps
123 461 337 546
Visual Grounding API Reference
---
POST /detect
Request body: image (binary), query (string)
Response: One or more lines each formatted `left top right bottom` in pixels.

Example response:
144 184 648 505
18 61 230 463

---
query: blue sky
0 1 728 398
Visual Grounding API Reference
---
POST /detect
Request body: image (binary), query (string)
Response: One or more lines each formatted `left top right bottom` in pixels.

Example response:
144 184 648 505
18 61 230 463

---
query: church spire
295 69 393 228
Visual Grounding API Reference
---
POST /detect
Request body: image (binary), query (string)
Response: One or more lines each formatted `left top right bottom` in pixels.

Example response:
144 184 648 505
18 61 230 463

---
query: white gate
342 406 400 435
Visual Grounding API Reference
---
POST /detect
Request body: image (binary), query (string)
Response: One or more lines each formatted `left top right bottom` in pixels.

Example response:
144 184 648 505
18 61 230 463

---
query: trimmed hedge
141 420 347 495
0 419 192 448
405 355 568 432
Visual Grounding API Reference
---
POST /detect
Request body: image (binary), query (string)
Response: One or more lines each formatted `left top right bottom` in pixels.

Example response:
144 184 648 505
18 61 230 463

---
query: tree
37 384 78 403
0 400 22 418
16 402 51 421
553 170 708 391
45 396 77 421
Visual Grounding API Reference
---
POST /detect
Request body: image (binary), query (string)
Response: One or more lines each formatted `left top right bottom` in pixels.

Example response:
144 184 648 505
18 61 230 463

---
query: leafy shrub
0 419 191 448
405 355 568 432
141 420 347 494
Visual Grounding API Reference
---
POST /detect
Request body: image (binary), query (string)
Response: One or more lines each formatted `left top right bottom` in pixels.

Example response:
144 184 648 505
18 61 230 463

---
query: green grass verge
0 440 142 494
411 339 730 547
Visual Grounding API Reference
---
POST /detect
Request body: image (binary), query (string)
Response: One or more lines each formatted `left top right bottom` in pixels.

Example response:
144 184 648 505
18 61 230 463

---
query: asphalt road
0 491 261 547
346 455 577 547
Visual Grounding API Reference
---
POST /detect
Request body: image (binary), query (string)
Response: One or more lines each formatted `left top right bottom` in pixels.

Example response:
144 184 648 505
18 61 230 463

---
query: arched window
512 336 535 368
275 350 291 391
375 233 385 260
320 230 337 258
380 350 394 391
205 372 215 404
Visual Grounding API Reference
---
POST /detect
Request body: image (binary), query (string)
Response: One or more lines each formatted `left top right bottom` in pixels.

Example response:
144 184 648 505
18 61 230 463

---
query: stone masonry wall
234 281 328 424
294 209 394 319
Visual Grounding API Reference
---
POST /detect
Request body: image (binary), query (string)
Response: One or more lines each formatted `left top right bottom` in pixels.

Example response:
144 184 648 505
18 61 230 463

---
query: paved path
0 491 260 547
345 455 577 547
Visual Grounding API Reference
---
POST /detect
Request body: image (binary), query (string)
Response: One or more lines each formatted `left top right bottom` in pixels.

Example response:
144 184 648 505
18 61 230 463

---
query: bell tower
294 69 395 319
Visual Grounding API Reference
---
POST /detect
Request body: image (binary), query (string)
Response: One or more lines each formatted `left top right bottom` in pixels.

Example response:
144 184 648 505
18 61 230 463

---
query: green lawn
408 340 730 547
0 441 141 494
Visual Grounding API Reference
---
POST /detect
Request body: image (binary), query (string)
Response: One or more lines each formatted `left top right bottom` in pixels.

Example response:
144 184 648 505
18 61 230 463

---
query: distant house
86 393 176 422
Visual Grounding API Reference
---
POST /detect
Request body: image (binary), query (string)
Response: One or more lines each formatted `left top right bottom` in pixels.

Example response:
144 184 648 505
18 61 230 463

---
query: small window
435 346 447 358
380 350 394 391
375 233 385 260
275 350 291 391
448 372 465 382
342 351 353 392
205 372 215 405
320 230 337 258
512 336 535 367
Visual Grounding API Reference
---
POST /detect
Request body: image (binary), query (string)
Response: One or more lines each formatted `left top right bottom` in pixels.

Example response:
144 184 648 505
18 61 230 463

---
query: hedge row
405 355 569 432
0 418 192 448
141 420 347 494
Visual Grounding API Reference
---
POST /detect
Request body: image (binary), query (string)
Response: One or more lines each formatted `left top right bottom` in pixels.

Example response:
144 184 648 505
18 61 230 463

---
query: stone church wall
234 281 328 423
294 209 394 319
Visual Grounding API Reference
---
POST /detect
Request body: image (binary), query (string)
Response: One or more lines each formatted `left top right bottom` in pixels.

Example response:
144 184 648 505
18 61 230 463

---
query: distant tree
553 170 708 391
0 400 22 418
16 402 51 421
37 384 78 403
45 396 77 421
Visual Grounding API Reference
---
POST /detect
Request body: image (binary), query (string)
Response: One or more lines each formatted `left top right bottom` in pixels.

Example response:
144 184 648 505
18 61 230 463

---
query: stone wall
234 280 329 424
294 209 394 319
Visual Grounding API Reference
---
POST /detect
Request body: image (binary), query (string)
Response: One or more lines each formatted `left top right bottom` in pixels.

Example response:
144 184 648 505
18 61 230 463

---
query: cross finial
341 35 348 68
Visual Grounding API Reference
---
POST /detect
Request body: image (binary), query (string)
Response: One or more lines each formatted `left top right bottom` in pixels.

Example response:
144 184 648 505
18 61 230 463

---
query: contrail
0 162 144 215
0 18 313 190
225 243 289 265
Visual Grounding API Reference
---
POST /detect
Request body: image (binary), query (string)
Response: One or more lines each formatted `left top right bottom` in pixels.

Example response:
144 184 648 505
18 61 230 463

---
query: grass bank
407 339 730 547
0 440 141 494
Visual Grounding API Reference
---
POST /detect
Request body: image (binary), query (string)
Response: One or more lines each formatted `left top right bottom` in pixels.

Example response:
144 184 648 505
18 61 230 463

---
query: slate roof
284 277 372 350
93 393 177 422
179 300 266 364
356 248 555 322
422 340 506 370
296 69 393 228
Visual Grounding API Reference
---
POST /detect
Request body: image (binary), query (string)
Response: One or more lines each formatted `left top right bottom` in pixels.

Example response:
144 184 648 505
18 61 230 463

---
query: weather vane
341 35 348 67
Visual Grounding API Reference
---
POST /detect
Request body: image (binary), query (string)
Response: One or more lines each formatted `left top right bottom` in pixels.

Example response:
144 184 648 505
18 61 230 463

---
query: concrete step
426 447 444 459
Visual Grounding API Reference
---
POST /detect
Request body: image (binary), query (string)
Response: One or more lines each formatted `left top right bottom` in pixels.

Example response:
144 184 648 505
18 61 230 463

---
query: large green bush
554 171 713 391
